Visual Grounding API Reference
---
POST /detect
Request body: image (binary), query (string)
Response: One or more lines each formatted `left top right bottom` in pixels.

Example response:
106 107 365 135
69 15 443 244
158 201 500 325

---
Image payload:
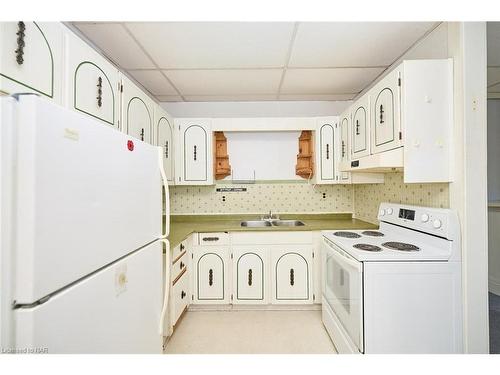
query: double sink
241 219 305 227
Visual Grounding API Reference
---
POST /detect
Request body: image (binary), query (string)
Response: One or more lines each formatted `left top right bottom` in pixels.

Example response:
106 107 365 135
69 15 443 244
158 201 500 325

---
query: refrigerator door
6 95 162 304
13 241 163 354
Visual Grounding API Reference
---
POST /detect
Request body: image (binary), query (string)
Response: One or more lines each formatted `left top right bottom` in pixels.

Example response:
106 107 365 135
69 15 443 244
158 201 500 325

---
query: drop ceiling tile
488 22 500 66
279 94 356 101
157 95 184 102
183 95 278 102
74 23 155 69
488 67 500 87
289 22 436 67
125 22 295 69
281 68 385 95
165 69 283 95
128 70 178 95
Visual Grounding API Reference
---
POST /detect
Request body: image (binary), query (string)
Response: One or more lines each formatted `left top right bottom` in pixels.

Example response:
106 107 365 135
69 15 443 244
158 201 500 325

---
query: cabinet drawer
172 252 188 283
172 241 187 264
198 232 229 246
171 271 189 326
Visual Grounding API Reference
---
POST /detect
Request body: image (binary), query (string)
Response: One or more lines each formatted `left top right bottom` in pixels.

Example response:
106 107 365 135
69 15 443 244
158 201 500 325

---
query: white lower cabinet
232 247 268 304
171 270 189 326
271 247 313 304
192 247 230 304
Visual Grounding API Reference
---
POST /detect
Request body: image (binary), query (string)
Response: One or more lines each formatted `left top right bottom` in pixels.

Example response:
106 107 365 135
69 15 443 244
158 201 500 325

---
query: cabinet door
233 248 267 304
318 122 336 183
0 22 63 103
121 75 154 143
65 31 119 127
177 120 213 185
194 249 228 303
370 68 402 154
155 107 175 184
351 96 370 159
339 112 350 164
171 271 189 326
272 248 312 304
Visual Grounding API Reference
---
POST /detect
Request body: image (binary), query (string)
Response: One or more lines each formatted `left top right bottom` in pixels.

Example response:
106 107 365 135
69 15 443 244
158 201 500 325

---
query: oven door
323 238 364 352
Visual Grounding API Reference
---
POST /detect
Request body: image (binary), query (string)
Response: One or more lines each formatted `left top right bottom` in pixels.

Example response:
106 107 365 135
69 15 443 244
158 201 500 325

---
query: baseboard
188 304 321 312
489 276 500 296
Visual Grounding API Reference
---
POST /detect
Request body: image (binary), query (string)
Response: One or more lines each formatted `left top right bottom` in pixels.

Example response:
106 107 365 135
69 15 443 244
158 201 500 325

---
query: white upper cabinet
121 75 154 143
351 95 370 159
175 119 213 185
316 119 336 184
64 31 119 128
339 110 351 164
370 67 402 154
0 22 63 103
154 106 175 184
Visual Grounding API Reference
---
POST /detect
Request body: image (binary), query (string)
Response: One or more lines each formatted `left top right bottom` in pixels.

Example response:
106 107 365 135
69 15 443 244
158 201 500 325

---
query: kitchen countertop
165 213 377 249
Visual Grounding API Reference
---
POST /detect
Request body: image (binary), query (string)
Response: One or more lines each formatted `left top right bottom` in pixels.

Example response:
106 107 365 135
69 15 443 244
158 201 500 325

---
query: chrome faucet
261 210 279 221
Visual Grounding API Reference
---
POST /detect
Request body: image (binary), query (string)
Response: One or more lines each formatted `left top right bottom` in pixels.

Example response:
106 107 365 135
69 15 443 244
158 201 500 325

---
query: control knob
432 219 442 229
379 209 386 216
387 208 393 215
421 214 429 223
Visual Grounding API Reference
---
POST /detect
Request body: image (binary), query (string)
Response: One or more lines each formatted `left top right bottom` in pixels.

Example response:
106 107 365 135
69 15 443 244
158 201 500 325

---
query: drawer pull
181 290 186 299
96 76 103 108
248 269 253 286
208 269 213 286
180 244 185 251
15 21 26 65
202 237 219 242
290 268 295 286
180 261 185 269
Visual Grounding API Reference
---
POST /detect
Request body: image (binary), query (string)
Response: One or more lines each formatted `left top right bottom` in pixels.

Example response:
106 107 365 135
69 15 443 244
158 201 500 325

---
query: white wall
488 99 500 201
161 100 350 118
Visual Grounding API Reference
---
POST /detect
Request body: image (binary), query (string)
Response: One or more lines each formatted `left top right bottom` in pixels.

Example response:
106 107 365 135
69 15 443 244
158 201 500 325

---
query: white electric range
321 202 463 354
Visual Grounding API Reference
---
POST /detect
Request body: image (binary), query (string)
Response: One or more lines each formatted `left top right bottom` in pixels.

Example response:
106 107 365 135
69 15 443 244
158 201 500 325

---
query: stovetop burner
353 243 382 252
382 241 420 252
333 231 361 239
361 230 385 237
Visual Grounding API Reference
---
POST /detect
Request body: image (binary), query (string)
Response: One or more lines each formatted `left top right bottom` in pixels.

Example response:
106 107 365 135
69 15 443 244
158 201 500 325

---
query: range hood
340 147 404 173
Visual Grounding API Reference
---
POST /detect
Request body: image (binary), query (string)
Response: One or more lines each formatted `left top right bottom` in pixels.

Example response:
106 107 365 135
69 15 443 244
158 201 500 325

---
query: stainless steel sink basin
240 220 272 227
271 220 305 227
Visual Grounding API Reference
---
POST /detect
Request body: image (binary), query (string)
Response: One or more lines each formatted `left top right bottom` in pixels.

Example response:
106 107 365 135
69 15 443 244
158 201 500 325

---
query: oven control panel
377 203 458 240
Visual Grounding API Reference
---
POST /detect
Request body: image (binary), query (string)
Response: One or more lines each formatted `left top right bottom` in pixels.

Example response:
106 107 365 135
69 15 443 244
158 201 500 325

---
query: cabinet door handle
164 140 169 159
140 128 145 141
248 269 253 286
355 119 360 135
193 145 197 161
326 144 330 160
341 141 346 158
379 104 385 124
202 237 219 242
208 269 213 286
180 244 185 251
96 76 103 108
181 290 186 299
290 269 295 286
180 261 185 269
15 21 26 65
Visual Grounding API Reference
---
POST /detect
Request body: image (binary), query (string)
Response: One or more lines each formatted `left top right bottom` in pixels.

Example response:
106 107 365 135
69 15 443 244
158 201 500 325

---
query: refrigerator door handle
159 239 172 336
158 148 170 238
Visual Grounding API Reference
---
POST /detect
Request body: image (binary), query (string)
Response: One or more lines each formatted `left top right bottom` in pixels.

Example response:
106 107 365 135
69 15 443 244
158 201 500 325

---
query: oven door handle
326 243 362 272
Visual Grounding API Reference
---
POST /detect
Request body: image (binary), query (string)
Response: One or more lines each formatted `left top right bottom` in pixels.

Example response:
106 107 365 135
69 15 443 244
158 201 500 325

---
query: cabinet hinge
398 77 401 87
312 252 315 258
399 131 402 140
231 294 233 301
230 253 233 259
191 295 194 301
313 293 316 301
120 84 123 93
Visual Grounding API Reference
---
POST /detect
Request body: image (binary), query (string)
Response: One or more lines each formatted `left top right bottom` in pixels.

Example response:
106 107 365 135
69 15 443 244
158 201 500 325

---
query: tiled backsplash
170 173 450 221
354 173 450 224
170 182 354 214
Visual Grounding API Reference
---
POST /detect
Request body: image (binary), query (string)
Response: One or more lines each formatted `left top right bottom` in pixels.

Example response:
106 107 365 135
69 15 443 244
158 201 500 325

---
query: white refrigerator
0 94 170 354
